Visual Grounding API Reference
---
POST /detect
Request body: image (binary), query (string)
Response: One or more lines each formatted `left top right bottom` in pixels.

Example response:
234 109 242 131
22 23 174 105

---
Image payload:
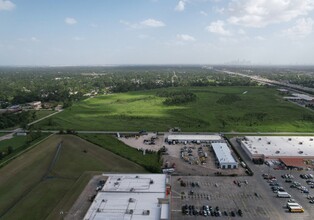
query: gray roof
212 143 237 164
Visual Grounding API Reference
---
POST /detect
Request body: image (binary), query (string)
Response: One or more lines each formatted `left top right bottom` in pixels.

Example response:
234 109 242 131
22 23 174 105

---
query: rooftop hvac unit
143 210 150 215
126 209 134 214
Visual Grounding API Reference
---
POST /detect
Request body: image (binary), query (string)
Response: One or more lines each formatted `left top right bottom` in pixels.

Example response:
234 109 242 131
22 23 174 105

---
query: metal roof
212 143 237 164
84 174 168 220
167 134 221 141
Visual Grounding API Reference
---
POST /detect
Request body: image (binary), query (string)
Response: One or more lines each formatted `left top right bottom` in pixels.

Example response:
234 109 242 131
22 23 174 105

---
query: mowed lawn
38 86 314 132
0 135 146 220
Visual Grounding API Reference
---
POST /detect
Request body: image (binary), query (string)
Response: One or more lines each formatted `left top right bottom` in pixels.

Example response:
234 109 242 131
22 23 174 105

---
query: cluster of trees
0 111 35 129
156 90 197 105
216 94 241 105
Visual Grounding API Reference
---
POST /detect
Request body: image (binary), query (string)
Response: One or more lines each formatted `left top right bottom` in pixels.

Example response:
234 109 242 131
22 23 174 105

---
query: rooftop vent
267 142 271 145
150 179 154 184
275 151 280 154
299 142 303 145
299 151 304 154
129 198 135 202
288 138 292 141
310 138 313 141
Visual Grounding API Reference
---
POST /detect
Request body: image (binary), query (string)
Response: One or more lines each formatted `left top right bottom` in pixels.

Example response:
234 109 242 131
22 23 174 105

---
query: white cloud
31 37 38 41
0 0 15 11
138 34 149 39
18 37 39 42
90 23 98 28
200 10 208 16
141 18 165 27
206 20 232 36
121 19 165 29
177 34 196 41
73 36 84 41
254 36 265 41
237 29 246 35
175 0 186 12
65 17 77 25
283 17 314 39
227 0 314 28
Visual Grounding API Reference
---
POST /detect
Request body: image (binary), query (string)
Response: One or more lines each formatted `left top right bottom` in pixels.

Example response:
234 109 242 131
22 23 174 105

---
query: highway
1 129 314 136
217 69 314 94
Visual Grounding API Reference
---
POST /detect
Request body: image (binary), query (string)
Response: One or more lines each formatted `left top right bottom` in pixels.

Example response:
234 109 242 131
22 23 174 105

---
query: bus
289 206 304 213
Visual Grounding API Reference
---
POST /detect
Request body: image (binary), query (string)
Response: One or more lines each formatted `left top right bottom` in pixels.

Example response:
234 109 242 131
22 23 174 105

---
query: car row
181 204 243 217
300 174 313 179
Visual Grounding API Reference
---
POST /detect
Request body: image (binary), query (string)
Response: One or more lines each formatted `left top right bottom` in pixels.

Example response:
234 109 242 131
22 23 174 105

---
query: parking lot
257 164 314 219
171 175 283 220
228 137 314 220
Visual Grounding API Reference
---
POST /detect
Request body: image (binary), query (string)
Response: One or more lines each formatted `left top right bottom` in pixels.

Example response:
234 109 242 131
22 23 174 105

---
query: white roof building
240 136 314 160
167 134 222 142
212 143 238 169
84 174 169 220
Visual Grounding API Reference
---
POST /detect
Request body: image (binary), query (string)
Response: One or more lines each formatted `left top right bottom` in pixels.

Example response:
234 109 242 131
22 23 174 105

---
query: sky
0 0 314 66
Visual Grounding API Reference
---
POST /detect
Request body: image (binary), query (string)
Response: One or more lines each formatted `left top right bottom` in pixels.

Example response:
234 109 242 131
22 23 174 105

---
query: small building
166 134 222 144
212 143 238 169
27 101 42 110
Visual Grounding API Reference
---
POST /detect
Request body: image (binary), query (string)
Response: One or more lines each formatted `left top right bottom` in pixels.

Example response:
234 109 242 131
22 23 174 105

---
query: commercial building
166 134 222 143
211 142 238 169
84 174 170 220
240 136 314 161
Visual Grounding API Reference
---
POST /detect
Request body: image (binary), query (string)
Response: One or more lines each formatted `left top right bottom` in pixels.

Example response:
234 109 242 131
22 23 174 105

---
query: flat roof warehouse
167 134 222 142
240 136 314 160
84 174 169 220
212 143 238 169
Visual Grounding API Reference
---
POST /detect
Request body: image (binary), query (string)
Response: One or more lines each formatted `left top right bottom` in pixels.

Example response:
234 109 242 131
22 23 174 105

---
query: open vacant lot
38 86 314 132
0 135 146 220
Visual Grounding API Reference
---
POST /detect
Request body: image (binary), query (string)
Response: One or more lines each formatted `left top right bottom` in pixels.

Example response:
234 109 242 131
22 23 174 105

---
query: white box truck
277 191 291 198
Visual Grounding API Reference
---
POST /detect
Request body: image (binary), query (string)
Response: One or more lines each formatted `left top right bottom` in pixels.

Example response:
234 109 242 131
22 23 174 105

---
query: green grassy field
38 86 314 132
0 136 27 152
0 134 146 220
32 110 56 120
79 134 161 172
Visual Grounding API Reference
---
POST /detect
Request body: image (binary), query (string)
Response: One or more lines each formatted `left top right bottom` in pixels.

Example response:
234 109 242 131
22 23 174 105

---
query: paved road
1 130 314 135
27 110 63 126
